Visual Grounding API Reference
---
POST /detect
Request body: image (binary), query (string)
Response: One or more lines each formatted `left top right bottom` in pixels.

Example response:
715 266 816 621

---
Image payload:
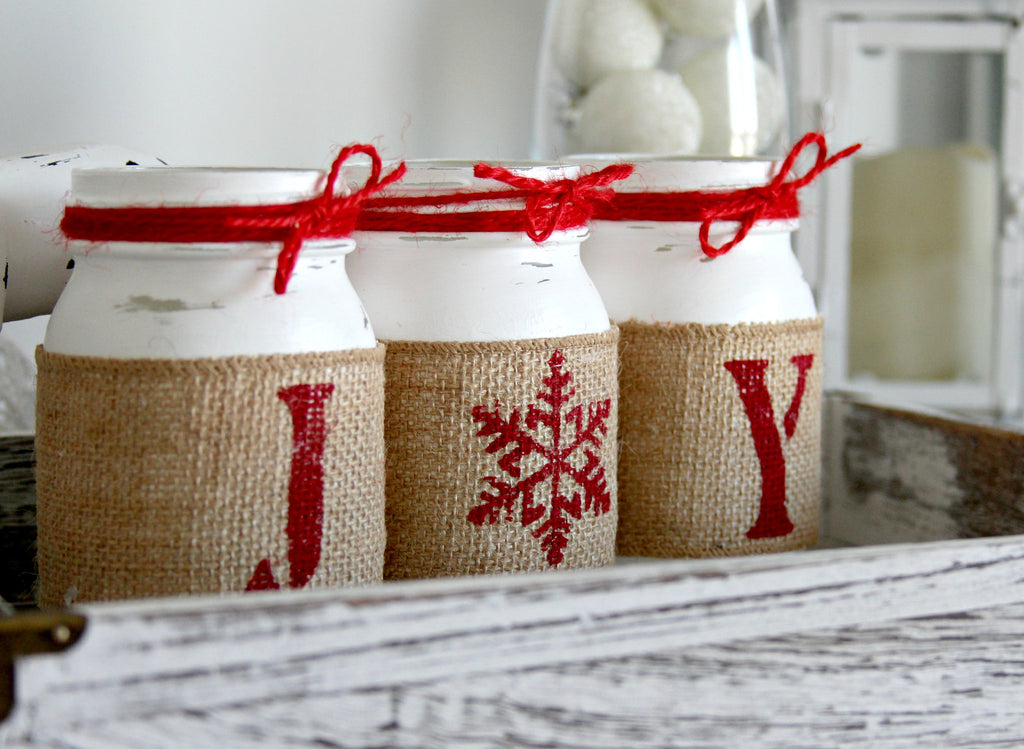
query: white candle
848 143 997 382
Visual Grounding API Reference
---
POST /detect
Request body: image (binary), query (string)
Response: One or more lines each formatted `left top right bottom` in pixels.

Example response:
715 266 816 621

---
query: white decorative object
848 144 997 382
553 0 664 88
679 44 784 156
792 0 1024 416
534 0 787 159
575 153 821 560
346 160 619 580
652 0 766 39
46 167 374 358
0 146 165 323
573 69 703 155
35 164 387 604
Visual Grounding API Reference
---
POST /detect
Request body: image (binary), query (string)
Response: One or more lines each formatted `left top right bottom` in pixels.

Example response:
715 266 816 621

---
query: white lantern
789 0 1024 416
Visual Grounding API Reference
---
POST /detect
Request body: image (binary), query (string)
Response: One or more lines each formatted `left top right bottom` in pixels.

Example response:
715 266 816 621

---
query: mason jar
346 160 620 579
35 166 386 605
576 154 822 558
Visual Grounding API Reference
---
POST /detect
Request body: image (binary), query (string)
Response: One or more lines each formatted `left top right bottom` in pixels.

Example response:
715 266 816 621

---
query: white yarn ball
678 44 783 155
554 0 665 88
574 69 702 154
651 0 766 39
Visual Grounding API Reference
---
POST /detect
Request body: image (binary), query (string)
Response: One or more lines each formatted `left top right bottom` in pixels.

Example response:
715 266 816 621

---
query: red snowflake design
468 349 612 567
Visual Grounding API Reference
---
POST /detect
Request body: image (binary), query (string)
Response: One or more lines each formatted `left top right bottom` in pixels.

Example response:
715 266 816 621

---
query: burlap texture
35 345 386 605
617 317 823 557
383 330 619 579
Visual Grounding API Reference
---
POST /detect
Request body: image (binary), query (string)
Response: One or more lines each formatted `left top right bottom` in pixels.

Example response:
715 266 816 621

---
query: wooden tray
2 392 1024 747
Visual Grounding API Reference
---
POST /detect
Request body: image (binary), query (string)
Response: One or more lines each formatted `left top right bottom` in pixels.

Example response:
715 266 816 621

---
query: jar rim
351 227 590 245
569 152 780 164
66 236 357 258
589 217 798 233
68 166 329 208
344 159 581 194
567 154 779 192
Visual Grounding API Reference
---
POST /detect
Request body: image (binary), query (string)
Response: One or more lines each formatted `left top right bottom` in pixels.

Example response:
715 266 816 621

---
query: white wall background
1 0 548 164
0 0 549 360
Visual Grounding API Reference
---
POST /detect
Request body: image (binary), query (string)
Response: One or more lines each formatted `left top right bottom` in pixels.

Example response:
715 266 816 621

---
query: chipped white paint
822 395 1023 546
4 533 1024 747
4 394 1024 747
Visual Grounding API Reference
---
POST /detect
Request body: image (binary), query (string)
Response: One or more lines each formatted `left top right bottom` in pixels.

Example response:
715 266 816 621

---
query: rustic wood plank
5 395 1024 746
0 434 36 607
824 395 1024 546
3 531 1024 743
5 601 1024 748
171 603 1024 749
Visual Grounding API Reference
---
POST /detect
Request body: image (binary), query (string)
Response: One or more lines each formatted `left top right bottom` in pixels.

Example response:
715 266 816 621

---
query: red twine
593 132 861 257
60 143 407 294
59 133 856 295
357 162 634 242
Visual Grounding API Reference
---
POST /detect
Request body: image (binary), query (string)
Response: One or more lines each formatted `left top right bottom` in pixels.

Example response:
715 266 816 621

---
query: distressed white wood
825 394 1024 544
5 580 1024 747
4 394 1024 747
29 603 1024 749
2 532 1024 746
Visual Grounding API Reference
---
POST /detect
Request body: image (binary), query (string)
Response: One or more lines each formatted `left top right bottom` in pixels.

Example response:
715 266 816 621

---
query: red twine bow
269 144 406 292
357 162 633 240
594 132 861 258
472 162 634 242
60 143 407 294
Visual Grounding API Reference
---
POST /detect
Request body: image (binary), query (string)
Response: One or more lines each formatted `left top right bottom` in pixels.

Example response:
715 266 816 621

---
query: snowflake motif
468 349 612 567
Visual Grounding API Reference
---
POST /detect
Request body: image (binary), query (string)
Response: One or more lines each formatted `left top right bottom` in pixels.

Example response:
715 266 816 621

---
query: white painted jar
346 161 620 579
0 145 166 322
347 162 610 342
581 158 815 323
35 166 386 605
46 167 375 357
576 155 823 559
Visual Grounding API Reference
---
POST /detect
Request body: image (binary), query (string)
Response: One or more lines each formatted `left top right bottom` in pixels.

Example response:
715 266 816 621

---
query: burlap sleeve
35 345 386 605
382 329 619 579
616 317 823 558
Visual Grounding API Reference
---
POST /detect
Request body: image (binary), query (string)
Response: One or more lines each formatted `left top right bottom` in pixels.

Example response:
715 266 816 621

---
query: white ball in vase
553 0 665 88
678 43 783 155
650 0 766 39
573 69 703 154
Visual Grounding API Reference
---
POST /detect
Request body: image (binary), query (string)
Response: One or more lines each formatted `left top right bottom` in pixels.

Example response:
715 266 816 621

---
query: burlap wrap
35 345 386 605
383 330 619 579
617 317 823 557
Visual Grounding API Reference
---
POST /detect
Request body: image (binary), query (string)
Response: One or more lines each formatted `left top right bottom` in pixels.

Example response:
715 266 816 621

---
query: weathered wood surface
3 394 1024 747
0 435 36 607
3 532 1024 747
824 395 1024 545
11 603 1023 749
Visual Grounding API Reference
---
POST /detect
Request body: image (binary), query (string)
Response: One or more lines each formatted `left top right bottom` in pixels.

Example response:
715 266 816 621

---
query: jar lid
60 144 404 295
68 166 329 208
345 159 615 241
568 154 776 192
345 159 580 197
